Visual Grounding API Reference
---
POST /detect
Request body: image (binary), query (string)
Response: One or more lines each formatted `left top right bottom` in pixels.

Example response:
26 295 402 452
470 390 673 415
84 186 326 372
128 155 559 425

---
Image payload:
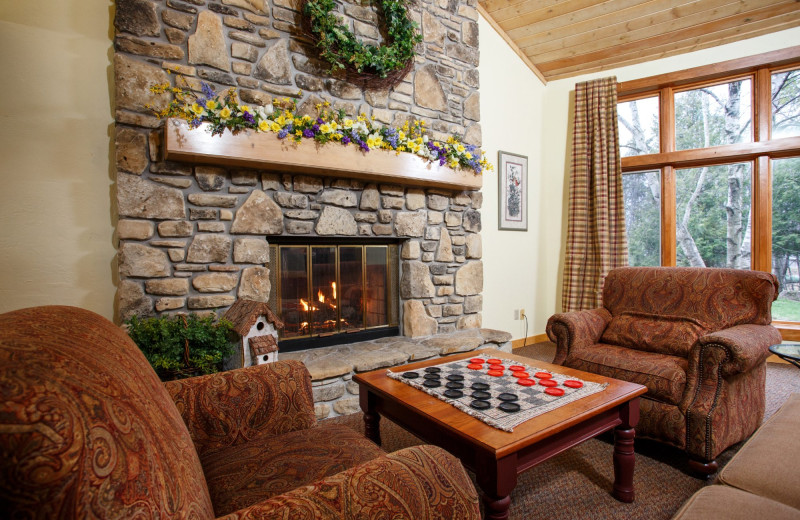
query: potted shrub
125 313 235 381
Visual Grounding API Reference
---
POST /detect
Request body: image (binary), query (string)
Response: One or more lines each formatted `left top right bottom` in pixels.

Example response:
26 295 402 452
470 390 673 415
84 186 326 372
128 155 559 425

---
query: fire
300 299 309 311
318 290 325 303
332 282 337 299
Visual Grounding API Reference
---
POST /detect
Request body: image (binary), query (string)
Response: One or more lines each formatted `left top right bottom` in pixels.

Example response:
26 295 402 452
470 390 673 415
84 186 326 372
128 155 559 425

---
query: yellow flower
296 130 303 137
465 152 472 160
258 120 270 132
240 105 251 114
191 103 205 116
456 143 465 153
330 121 338 130
294 118 302 126
219 106 232 120
205 99 218 110
399 131 406 140
324 101 331 107
449 159 459 168
367 136 379 148
302 115 312 123
320 123 331 133
285 111 293 120
270 121 281 132
433 141 441 148
276 115 286 126
343 119 354 129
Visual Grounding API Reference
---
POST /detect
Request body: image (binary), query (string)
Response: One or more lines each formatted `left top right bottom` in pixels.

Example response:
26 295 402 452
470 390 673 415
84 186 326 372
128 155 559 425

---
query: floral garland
148 81 492 174
303 0 422 79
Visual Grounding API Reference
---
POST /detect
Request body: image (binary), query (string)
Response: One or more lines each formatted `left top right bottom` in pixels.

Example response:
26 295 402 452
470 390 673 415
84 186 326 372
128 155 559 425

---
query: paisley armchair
547 267 781 475
0 305 480 518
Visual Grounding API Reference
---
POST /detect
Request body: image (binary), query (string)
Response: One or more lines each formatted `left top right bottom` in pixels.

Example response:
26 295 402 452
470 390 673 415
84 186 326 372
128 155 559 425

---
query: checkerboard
387 354 607 432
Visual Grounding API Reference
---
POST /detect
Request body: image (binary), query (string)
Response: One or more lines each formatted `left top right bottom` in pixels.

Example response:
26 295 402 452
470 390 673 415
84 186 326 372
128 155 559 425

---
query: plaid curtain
561 77 628 312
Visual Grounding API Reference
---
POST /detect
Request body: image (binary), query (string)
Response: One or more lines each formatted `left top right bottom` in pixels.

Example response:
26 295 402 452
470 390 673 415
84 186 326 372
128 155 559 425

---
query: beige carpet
324 343 800 519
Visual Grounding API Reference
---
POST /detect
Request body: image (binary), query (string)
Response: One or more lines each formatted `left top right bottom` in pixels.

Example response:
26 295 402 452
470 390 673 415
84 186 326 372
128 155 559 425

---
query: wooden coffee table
354 348 648 519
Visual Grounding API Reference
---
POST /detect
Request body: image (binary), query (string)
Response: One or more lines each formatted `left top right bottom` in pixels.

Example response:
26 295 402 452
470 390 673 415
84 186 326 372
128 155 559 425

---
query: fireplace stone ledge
281 328 513 420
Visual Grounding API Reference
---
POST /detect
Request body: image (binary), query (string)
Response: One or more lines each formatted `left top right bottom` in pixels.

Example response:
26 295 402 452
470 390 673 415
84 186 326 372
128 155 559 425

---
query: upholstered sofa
546 267 782 474
0 306 480 518
671 393 800 519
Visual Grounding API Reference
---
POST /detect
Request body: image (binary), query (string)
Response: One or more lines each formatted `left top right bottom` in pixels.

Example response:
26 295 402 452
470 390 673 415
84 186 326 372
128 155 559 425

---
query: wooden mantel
163 118 483 191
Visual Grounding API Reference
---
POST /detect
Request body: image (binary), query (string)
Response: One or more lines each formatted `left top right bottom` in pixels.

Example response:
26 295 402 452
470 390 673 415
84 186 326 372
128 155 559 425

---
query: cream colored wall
0 1 117 320
477 16 545 340
534 27 800 338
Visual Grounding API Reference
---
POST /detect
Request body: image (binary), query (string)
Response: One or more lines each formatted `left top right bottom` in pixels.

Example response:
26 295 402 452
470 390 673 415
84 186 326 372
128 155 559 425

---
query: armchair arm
164 360 316 457
218 445 481 520
546 308 612 364
696 324 782 377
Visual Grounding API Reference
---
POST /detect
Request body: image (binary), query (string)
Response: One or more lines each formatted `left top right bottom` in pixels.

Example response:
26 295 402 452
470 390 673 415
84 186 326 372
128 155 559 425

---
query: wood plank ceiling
477 0 800 83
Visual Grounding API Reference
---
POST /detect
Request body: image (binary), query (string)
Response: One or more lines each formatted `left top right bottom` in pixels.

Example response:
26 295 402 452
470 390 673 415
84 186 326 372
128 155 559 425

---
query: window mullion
752 155 772 272
661 166 676 266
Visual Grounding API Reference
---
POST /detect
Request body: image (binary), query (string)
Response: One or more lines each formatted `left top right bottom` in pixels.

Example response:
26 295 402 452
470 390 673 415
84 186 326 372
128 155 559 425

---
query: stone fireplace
114 0 485 338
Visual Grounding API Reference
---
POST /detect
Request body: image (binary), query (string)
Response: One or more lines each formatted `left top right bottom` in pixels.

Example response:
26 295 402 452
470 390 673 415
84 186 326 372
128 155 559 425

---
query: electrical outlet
513 309 519 320
520 309 526 320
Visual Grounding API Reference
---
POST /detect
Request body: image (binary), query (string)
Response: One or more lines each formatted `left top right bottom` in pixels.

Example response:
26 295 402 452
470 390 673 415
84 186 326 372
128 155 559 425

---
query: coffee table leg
359 388 381 446
612 398 640 503
478 455 516 520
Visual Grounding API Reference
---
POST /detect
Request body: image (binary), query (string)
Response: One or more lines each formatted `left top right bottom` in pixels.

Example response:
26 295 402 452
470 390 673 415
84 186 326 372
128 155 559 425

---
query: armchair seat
568 344 688 405
202 424 385 516
548 267 782 474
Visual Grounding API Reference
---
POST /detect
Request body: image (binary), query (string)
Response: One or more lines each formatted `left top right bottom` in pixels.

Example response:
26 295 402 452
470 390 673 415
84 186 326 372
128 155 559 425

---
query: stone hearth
284 328 512 419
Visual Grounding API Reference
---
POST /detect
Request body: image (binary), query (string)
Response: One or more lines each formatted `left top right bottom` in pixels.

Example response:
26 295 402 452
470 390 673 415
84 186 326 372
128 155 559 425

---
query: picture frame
498 151 528 231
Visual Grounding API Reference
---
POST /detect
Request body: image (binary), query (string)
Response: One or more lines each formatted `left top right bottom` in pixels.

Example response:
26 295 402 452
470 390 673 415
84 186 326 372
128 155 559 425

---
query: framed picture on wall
498 151 528 231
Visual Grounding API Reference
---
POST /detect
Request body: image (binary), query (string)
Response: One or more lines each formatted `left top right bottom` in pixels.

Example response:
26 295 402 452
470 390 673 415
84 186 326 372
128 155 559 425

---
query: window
617 50 800 325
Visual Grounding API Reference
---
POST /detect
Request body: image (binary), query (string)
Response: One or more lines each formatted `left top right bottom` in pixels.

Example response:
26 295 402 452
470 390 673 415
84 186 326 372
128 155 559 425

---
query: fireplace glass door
273 244 398 346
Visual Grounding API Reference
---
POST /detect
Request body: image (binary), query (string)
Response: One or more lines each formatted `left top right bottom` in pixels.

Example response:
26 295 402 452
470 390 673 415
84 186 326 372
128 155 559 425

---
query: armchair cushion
568 343 688 405
164 360 317 457
219 445 481 520
203 424 384 516
600 311 708 357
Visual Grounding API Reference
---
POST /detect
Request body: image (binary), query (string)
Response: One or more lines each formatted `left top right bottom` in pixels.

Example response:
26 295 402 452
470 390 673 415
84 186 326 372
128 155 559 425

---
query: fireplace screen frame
268 241 399 352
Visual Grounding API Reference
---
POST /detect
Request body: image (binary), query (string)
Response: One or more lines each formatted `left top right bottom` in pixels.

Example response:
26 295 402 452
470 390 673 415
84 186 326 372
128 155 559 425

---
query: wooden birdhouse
223 299 284 368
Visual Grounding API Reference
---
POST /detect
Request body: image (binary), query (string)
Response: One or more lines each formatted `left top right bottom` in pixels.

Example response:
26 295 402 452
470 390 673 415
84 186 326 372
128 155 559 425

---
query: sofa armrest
697 324 782 377
218 445 481 520
546 308 612 364
164 360 316 457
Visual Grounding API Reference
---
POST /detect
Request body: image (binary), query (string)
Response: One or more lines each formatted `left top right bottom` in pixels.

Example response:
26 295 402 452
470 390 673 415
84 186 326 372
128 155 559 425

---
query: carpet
324 342 800 519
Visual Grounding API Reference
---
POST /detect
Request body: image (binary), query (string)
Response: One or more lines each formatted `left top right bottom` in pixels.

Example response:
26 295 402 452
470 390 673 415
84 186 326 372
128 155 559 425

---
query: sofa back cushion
0 306 215 519
600 267 778 357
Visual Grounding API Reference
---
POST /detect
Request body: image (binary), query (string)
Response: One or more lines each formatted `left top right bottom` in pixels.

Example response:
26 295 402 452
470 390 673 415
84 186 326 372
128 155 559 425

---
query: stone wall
113 0 483 335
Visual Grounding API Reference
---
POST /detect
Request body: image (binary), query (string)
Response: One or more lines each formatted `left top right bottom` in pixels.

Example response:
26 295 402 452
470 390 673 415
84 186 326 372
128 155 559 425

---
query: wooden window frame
617 46 800 338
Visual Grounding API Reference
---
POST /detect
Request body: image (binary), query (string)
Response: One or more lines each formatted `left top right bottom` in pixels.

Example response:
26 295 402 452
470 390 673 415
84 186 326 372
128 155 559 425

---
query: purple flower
360 142 370 152
243 112 255 124
201 83 216 100
303 128 315 138
312 124 320 132
278 129 288 139
342 135 351 145
316 117 324 124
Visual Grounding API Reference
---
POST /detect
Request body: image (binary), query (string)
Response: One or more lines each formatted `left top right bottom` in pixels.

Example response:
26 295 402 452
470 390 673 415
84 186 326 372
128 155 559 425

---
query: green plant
303 0 422 79
126 314 236 381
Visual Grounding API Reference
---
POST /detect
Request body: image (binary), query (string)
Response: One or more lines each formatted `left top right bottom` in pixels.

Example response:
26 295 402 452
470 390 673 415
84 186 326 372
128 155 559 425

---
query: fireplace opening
268 241 399 352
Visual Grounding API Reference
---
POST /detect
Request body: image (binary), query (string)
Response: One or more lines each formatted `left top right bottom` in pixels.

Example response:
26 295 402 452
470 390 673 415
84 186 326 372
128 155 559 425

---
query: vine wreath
302 0 422 88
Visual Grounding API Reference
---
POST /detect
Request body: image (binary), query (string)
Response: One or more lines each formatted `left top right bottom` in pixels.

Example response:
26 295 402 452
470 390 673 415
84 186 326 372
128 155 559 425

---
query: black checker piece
423 379 442 388
471 382 490 391
402 371 420 379
498 402 521 413
471 390 491 400
497 393 519 402
424 367 442 373
470 399 490 410
443 389 464 399
446 381 465 390
423 373 441 380
446 374 465 382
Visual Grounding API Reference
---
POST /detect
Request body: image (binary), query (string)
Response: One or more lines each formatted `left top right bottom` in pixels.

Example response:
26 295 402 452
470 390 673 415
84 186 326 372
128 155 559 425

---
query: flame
332 282 337 299
318 290 325 303
300 299 309 311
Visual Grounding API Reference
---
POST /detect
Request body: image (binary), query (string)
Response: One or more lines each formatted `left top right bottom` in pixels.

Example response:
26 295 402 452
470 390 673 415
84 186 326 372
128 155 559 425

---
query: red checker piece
469 358 485 364
545 387 565 397
487 370 505 377
538 379 558 387
517 378 535 386
563 380 584 388
487 358 503 364
489 364 505 371
508 365 526 372
534 372 553 379
511 372 530 379
467 363 484 370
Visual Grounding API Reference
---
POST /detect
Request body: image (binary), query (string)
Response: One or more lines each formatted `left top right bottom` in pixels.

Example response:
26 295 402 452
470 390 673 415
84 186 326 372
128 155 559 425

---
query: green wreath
303 0 422 80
